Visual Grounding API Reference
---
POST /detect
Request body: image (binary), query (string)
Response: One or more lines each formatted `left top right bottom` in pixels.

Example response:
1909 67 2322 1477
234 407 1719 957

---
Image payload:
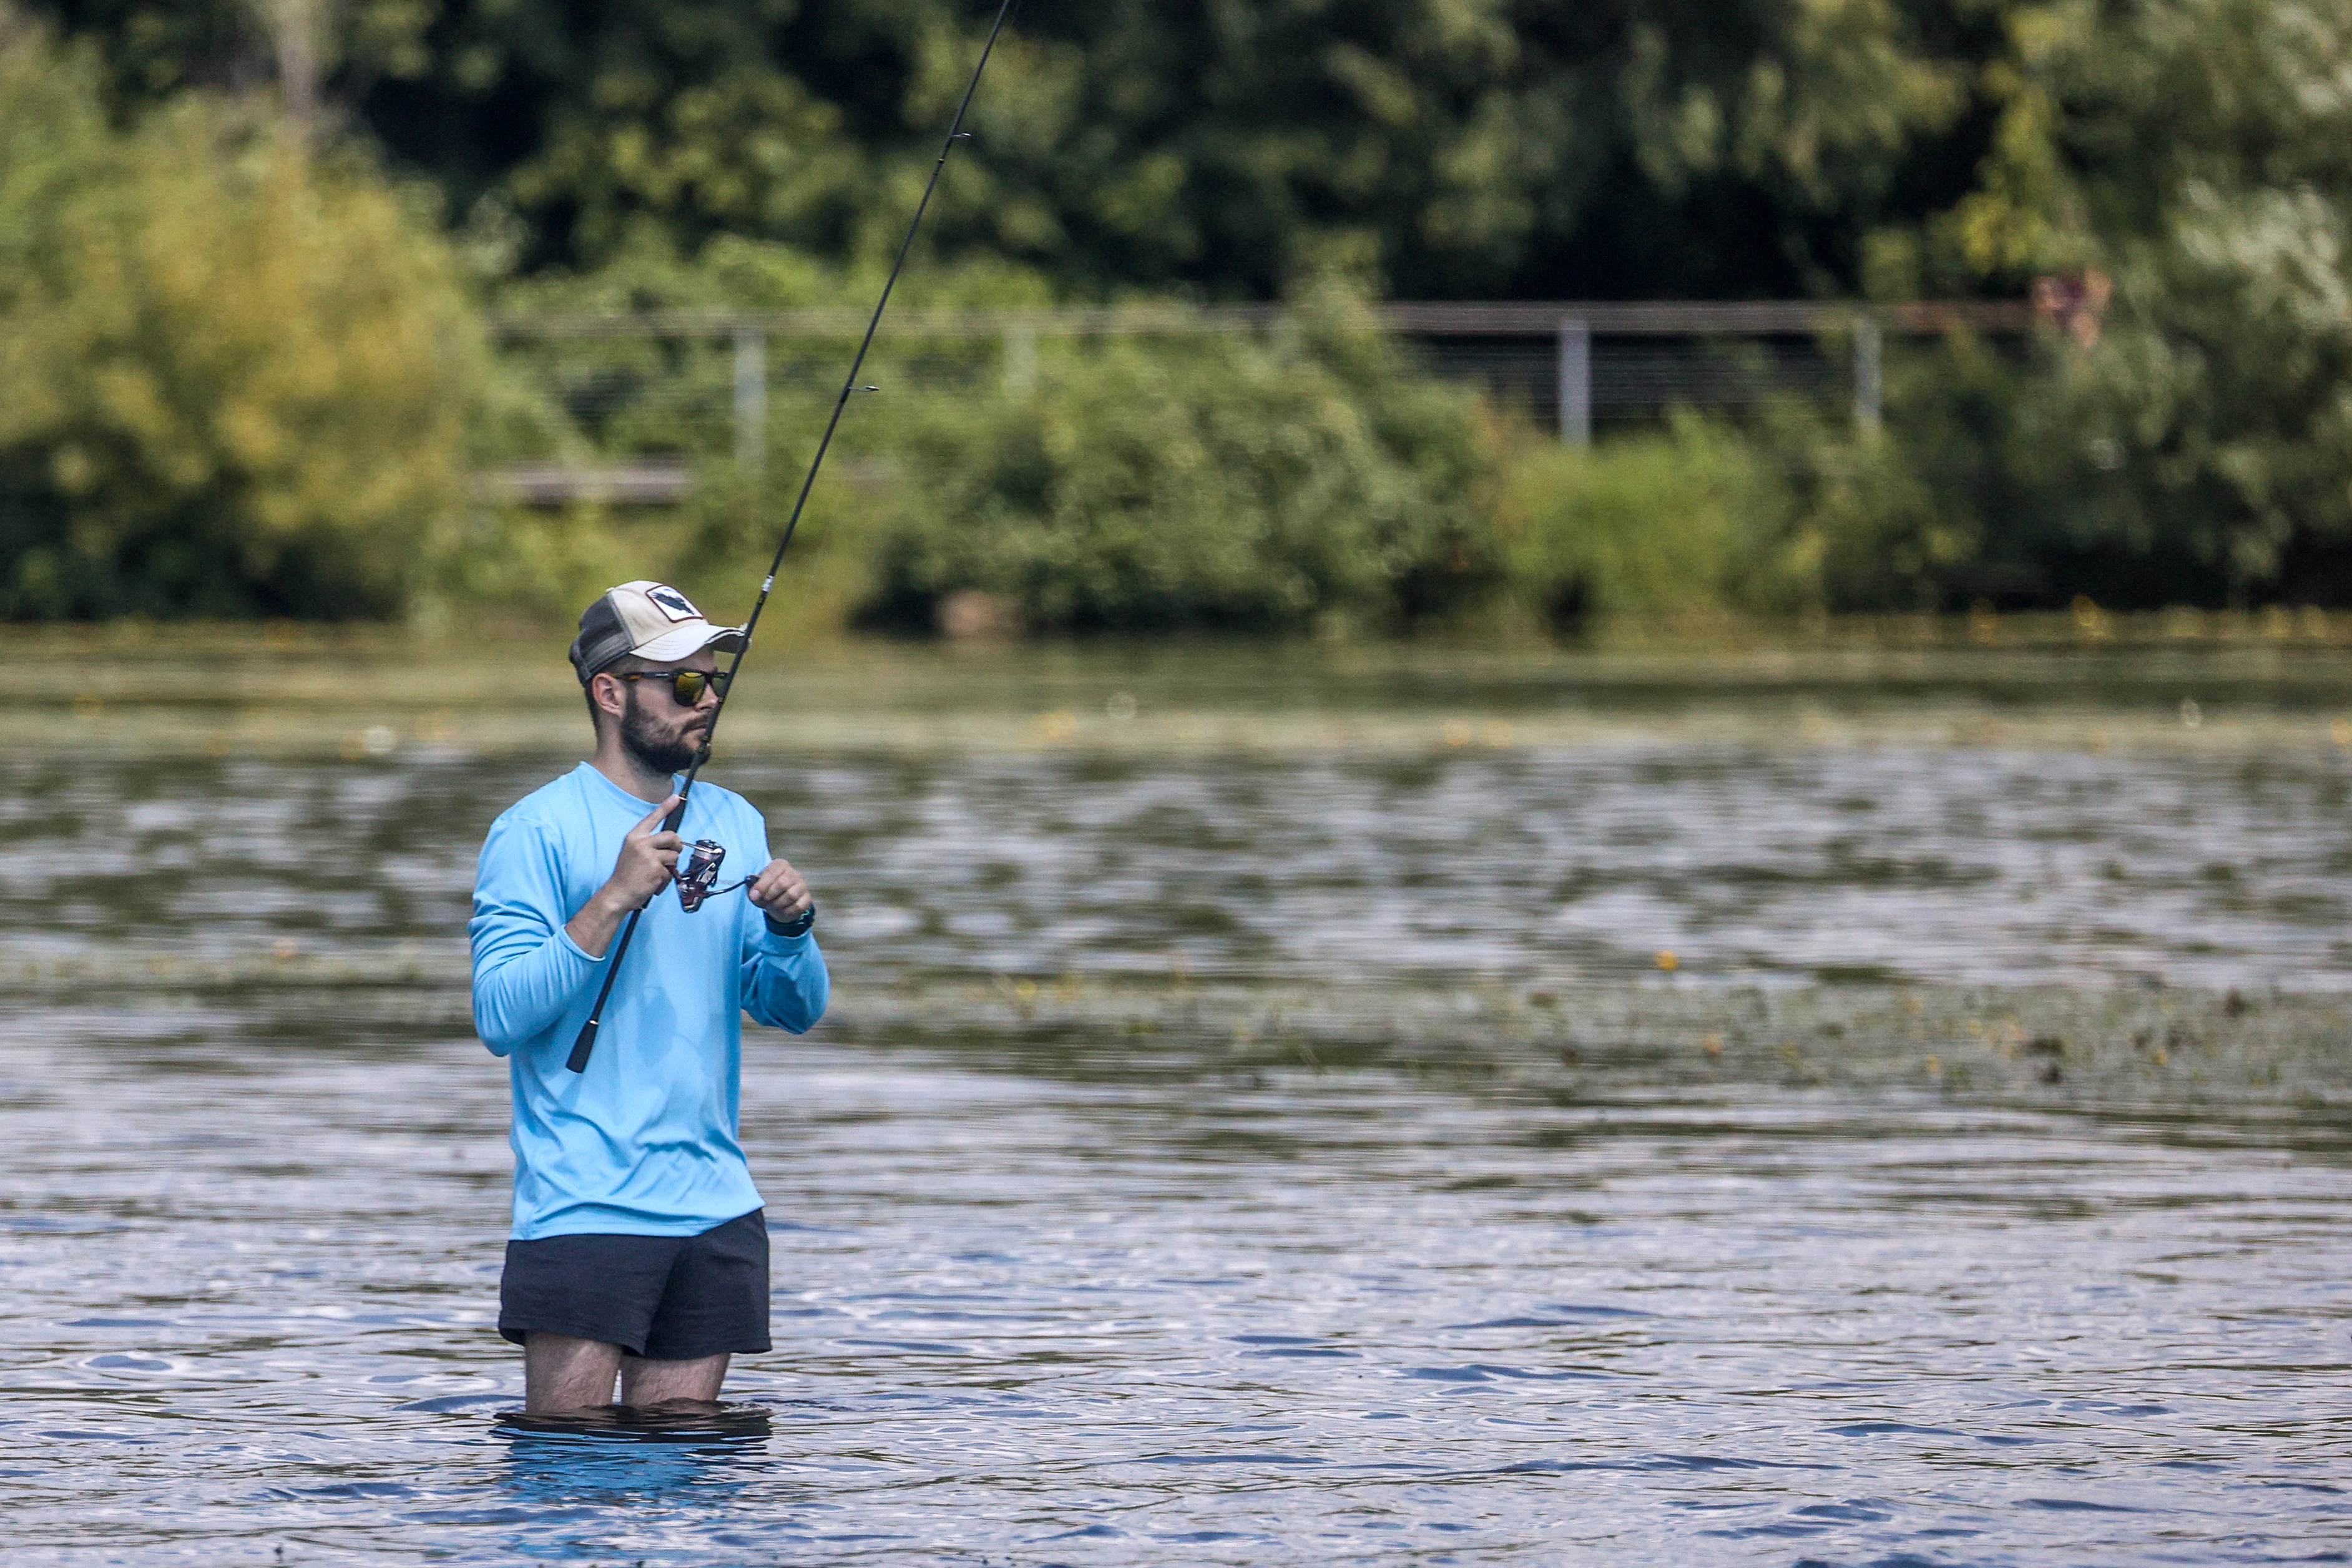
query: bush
1482 412 1810 625
848 296 1490 633
0 12 484 619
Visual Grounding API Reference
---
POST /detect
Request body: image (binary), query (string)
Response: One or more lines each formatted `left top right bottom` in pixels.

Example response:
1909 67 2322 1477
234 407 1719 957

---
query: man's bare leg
619 1352 730 1406
522 1332 623 1413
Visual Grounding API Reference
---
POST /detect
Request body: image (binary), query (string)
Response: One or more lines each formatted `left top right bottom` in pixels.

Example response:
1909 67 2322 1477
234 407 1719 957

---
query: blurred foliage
850 296 1489 632
1484 413 1800 625
0 8 485 619
2035 0 2352 604
7 0 2352 625
34 0 2002 300
1826 0 2352 609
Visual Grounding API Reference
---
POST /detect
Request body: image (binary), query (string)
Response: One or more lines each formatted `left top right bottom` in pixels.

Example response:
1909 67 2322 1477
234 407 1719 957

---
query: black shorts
497 1208 770 1360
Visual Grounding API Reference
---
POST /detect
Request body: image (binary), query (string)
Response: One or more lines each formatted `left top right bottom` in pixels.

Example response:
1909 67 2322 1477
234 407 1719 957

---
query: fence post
1852 316 1883 433
1002 322 1038 391
733 323 767 480
1557 317 1591 445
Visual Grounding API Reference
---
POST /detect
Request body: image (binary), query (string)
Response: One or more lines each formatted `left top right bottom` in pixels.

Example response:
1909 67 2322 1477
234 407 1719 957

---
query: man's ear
590 672 628 725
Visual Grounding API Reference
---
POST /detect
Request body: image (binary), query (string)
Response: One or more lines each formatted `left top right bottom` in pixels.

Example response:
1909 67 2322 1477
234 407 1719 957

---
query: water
14 745 2352 992
2 642 2350 1564
4 1027 2347 1564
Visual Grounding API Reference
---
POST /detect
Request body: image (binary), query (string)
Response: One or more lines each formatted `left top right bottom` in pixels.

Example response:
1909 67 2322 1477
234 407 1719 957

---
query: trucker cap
567 581 745 684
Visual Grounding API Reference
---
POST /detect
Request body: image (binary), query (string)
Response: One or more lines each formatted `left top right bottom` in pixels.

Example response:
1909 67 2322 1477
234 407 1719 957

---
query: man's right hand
564 796 682 958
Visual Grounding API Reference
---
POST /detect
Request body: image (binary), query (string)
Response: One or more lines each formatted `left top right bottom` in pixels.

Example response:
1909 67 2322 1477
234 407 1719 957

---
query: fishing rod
567 0 1019 1074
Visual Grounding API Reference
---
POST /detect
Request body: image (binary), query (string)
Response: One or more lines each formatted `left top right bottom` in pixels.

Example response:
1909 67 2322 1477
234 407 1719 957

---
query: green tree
2046 0 2352 600
35 0 2006 300
0 10 484 618
1853 0 2352 605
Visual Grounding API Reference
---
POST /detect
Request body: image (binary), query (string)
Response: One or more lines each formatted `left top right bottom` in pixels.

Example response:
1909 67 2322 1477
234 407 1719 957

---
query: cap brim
634 624 746 663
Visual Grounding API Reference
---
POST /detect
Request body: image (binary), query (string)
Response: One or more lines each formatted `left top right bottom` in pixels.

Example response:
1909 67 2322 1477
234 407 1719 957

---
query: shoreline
11 628 2352 758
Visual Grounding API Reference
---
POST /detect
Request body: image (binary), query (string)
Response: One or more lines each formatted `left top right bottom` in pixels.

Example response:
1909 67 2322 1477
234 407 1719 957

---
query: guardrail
488 298 2030 340
487 299 2034 501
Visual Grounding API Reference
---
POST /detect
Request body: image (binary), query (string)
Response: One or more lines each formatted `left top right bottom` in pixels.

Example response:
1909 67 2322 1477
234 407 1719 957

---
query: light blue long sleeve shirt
469 762 828 1240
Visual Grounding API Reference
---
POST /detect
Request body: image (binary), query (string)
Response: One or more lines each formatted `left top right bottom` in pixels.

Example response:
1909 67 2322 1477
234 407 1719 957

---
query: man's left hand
746 858 811 924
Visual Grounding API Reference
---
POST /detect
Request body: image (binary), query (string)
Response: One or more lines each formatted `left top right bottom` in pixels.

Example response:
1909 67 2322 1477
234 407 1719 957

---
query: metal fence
487 299 2032 503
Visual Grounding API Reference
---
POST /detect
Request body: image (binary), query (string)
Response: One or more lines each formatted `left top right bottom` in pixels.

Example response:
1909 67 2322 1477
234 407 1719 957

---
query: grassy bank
11 617 2352 760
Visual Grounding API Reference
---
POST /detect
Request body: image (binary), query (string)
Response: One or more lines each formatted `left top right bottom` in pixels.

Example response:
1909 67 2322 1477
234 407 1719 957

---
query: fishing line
567 0 1019 1073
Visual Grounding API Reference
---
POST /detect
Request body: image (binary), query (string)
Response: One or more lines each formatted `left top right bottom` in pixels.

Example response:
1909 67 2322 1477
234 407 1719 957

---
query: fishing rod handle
566 788 693 1073
565 903 645 1072
564 1012 602 1074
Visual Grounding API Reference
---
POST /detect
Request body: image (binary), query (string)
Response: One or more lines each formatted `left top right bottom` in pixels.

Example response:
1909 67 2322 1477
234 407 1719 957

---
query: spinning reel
676 840 747 912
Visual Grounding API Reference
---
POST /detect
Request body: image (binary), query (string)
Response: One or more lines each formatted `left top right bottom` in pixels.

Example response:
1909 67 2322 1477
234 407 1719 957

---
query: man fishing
469 580 828 1415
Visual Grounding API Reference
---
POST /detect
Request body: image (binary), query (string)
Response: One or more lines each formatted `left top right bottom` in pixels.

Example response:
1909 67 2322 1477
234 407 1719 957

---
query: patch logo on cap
645 585 700 622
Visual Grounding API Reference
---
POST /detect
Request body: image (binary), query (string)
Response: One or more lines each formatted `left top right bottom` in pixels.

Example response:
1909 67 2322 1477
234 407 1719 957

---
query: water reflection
492 1406 774 1531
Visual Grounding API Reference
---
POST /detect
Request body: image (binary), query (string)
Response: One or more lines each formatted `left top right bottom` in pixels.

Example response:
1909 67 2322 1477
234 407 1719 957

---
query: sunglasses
616 667 730 705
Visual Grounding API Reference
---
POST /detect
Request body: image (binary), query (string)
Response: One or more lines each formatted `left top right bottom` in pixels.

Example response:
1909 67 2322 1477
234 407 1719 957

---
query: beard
619 690 710 775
